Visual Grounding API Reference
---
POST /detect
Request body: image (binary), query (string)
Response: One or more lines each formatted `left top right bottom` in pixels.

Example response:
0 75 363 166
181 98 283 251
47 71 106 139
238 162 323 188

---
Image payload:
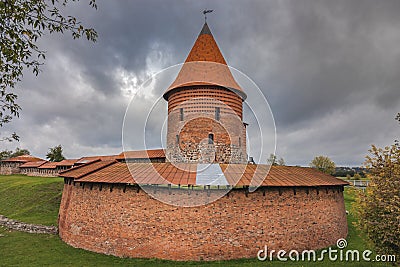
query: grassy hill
0 175 391 266
0 175 63 225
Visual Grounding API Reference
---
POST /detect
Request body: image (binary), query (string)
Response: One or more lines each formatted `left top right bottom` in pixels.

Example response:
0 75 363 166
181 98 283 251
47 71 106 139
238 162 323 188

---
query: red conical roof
163 23 246 100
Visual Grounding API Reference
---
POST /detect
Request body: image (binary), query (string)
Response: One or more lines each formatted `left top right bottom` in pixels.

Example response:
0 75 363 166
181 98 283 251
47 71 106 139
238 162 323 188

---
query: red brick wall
167 86 243 118
166 86 247 163
58 183 348 261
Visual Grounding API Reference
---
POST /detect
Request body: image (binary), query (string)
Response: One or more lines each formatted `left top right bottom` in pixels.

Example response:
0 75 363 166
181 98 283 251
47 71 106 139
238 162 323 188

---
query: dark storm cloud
222 0 400 126
3 0 400 165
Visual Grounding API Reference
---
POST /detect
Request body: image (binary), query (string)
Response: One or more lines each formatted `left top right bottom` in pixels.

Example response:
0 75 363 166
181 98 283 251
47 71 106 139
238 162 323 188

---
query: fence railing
343 180 370 188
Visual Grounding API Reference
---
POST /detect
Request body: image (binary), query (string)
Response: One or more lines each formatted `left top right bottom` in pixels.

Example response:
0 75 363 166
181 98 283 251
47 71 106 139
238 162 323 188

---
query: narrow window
239 137 241 147
215 107 220 121
176 135 179 144
208 133 214 144
180 108 184 121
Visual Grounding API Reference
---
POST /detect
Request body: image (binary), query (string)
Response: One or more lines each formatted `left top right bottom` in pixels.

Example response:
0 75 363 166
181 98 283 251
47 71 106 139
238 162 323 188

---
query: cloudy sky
2 0 400 166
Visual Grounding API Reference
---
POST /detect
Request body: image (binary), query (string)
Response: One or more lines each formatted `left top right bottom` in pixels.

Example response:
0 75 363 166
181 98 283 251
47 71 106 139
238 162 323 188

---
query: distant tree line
0 144 65 162
333 167 367 179
0 147 30 160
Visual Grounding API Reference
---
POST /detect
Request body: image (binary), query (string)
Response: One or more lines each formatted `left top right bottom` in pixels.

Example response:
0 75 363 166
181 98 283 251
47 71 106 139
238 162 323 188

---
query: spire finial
203 9 213 23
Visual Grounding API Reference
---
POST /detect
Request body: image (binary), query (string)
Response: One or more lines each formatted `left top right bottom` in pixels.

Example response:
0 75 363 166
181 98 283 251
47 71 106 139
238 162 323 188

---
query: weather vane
203 9 213 22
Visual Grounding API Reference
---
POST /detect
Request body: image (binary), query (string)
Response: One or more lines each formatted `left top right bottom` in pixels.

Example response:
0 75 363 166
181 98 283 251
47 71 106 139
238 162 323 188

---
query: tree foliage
267 154 277 165
0 0 97 140
353 144 400 259
0 132 19 142
46 144 65 162
353 173 361 180
0 149 12 160
309 155 336 174
0 147 30 159
267 153 285 166
333 167 356 177
10 147 30 157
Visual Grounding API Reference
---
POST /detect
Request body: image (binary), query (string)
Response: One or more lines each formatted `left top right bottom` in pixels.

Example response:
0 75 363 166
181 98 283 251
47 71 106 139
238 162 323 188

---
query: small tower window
176 135 179 144
215 107 220 121
208 133 214 144
180 108 184 121
239 137 241 147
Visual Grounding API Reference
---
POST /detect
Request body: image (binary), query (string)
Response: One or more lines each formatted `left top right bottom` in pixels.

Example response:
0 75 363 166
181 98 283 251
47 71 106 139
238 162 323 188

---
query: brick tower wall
166 86 247 163
58 183 348 261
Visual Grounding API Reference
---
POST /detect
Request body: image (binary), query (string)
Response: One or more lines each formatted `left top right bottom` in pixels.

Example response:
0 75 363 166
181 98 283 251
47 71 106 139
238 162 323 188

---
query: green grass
0 226 390 267
0 175 393 266
0 175 63 225
343 187 368 252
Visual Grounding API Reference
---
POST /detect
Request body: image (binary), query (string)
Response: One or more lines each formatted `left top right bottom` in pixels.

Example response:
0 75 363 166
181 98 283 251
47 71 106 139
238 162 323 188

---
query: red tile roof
38 161 59 169
56 159 78 167
1 155 44 163
19 160 48 168
60 162 348 187
186 23 227 65
164 23 246 100
60 160 117 179
75 162 133 184
75 162 197 184
117 149 165 160
75 155 119 165
220 165 349 187
20 159 78 169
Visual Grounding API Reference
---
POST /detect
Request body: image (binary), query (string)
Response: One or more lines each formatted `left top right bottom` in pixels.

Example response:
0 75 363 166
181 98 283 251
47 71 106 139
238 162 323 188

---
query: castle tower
163 23 247 163
58 19 349 262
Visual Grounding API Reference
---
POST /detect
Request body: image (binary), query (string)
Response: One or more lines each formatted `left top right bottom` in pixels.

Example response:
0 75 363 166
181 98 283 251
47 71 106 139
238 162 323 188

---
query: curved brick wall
166 86 247 163
167 86 243 118
167 117 246 163
58 183 348 261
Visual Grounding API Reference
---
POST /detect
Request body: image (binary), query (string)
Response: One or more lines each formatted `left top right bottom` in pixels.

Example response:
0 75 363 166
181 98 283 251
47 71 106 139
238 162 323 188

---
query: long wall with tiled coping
58 182 348 261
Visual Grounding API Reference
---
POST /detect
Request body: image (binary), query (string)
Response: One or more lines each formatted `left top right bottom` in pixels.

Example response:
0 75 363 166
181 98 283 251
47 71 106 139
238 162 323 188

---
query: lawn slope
0 175 63 225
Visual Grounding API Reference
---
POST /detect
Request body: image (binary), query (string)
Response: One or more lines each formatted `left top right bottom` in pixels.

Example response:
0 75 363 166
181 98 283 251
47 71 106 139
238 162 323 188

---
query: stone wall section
0 162 23 175
0 215 57 234
58 183 348 261
20 168 59 177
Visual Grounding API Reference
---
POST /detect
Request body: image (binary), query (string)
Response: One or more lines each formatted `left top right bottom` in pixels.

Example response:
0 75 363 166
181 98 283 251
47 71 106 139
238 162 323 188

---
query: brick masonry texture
58 183 348 261
166 86 247 164
167 87 243 117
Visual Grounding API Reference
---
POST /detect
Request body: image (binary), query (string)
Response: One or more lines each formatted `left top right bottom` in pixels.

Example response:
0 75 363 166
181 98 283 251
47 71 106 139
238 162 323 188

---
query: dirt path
0 215 57 234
